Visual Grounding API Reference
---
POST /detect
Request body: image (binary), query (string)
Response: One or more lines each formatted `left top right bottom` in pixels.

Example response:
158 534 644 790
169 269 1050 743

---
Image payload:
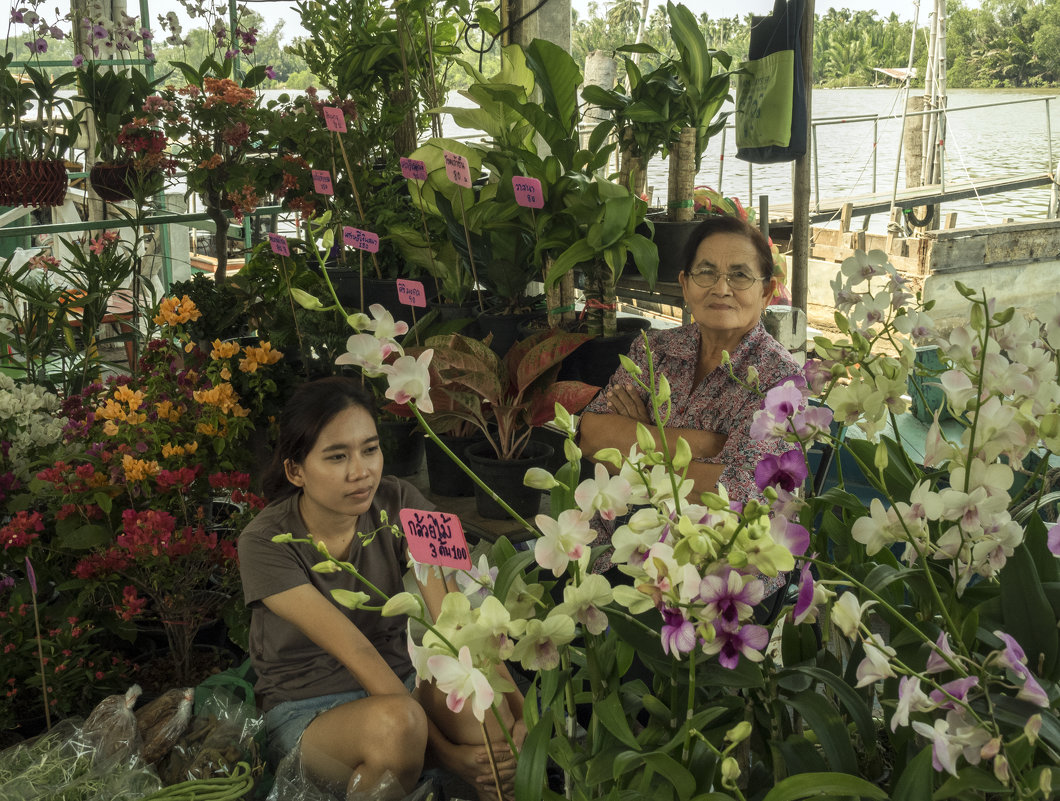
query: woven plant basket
0 159 68 207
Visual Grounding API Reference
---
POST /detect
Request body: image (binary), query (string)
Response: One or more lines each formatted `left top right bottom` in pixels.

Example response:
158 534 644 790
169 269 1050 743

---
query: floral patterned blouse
584 320 804 504
583 321 804 589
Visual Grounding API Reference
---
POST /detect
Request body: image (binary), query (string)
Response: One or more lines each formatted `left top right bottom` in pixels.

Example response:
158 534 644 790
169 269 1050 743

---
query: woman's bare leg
299 693 428 799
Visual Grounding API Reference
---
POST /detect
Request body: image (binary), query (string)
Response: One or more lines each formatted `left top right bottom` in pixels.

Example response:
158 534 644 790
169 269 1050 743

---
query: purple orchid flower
700 569 765 631
1048 522 1060 556
660 607 697 657
705 620 769 669
754 449 807 492
929 676 979 709
792 562 816 624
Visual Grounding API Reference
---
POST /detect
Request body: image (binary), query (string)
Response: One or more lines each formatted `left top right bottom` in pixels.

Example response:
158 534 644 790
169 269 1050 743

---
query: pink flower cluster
0 510 44 550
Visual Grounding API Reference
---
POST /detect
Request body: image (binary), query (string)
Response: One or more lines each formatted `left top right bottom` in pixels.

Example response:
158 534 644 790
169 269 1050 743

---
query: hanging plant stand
0 159 68 207
89 161 161 202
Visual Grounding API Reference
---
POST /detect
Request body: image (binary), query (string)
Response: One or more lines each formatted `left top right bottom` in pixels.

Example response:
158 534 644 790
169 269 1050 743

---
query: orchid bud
563 438 582 464
725 721 752 745
331 589 370 609
271 532 295 543
874 440 888 471
618 354 642 377
635 422 655 454
1039 413 1060 451
311 558 340 572
655 374 671 405
290 287 324 310
1025 714 1042 745
593 447 623 468
382 591 424 618
672 436 692 471
720 757 741 789
346 312 371 330
524 467 558 490
553 403 575 434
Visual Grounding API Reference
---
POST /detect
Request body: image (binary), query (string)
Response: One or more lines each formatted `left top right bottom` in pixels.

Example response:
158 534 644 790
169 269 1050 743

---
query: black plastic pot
476 308 545 355
429 301 480 337
565 317 654 388
379 418 425 477
646 218 703 283
463 439 553 520
424 433 482 497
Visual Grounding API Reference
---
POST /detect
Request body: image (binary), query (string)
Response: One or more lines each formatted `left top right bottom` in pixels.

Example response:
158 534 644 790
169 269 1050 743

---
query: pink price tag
312 169 334 195
342 226 379 253
322 106 347 132
396 278 426 307
400 157 428 182
268 233 290 256
512 176 544 208
399 509 471 570
443 150 472 188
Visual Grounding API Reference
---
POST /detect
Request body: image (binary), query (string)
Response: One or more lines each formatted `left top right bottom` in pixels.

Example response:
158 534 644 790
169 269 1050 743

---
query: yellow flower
155 399 183 422
196 422 218 436
193 382 244 414
122 454 160 482
211 340 241 360
185 440 198 455
98 399 126 421
102 420 120 436
239 341 283 373
220 366 231 381
162 442 184 458
153 295 202 327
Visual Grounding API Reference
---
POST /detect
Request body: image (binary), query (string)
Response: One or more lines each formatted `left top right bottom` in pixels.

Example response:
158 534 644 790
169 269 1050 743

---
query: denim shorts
264 674 417 766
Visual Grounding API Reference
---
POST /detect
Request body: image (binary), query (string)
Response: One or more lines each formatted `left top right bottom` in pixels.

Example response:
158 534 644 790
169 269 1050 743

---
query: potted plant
0 52 81 207
584 1 735 282
414 329 598 518
76 62 171 203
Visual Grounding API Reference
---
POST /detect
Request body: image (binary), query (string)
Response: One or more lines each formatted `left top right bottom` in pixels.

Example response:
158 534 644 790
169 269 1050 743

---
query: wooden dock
767 171 1057 227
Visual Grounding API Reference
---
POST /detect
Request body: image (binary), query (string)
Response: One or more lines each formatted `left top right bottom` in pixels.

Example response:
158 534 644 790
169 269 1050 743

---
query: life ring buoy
903 205 935 228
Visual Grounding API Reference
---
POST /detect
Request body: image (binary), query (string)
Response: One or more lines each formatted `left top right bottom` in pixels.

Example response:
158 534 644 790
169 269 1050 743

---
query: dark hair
680 215 774 281
262 377 377 501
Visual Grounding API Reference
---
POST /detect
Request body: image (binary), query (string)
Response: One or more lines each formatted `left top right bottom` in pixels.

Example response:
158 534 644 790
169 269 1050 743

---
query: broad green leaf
784 667 877 758
514 715 552 801
932 766 1007 799
643 752 696 800
57 523 112 550
786 691 858 773
999 543 1059 679
595 692 640 749
762 772 888 801
889 745 933 801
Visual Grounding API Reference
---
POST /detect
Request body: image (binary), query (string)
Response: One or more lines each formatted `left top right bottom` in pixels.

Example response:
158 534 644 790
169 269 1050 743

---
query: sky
151 0 932 45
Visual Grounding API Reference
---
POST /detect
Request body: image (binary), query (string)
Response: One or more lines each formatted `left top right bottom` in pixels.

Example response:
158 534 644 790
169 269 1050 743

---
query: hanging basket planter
0 159 69 208
89 161 161 202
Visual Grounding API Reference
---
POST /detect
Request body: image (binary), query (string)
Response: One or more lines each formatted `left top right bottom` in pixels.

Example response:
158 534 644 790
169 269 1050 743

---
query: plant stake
26 556 51 730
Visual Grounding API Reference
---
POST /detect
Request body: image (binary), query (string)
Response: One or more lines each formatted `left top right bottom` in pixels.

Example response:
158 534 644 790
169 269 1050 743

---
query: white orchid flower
366 303 409 340
382 350 433 412
534 509 595 577
426 645 495 721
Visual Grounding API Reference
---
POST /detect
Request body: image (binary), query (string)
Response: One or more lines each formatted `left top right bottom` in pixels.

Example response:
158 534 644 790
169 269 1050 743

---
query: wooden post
790 0 814 316
839 202 853 233
903 95 924 189
944 212 958 229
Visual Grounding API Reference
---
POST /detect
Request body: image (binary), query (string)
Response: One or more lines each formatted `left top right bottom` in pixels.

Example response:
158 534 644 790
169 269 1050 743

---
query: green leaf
545 239 595 286
643 752 696 800
524 39 582 140
999 543 1059 679
514 715 552 801
58 523 112 550
785 691 858 773
783 667 877 760
932 766 1007 799
890 745 933 801
1023 513 1060 583
762 772 888 801
594 692 641 749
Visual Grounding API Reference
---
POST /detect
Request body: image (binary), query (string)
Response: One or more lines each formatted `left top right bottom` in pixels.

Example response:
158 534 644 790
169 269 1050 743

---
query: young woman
238 377 525 799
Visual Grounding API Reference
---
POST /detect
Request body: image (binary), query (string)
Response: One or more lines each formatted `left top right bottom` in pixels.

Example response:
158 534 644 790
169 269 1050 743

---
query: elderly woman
578 213 803 504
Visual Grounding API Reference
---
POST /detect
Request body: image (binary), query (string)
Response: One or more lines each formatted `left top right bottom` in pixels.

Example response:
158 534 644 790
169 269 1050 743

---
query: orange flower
193 382 244 414
239 341 283 373
155 399 183 422
122 454 160 482
154 295 202 327
98 399 126 421
211 340 241 360
102 420 120 436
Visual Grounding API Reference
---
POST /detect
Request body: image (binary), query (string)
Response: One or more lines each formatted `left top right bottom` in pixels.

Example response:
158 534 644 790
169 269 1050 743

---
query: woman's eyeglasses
686 268 763 290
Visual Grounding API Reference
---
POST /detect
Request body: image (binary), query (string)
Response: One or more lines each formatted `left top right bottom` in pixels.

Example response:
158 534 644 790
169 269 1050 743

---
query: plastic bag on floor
158 688 264 785
267 749 437 801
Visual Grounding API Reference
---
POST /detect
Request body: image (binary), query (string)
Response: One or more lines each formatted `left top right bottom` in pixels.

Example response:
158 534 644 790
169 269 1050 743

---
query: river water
436 87 1060 235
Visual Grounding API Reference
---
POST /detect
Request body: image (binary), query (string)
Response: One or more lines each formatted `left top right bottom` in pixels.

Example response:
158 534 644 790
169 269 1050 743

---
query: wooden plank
769 172 1054 225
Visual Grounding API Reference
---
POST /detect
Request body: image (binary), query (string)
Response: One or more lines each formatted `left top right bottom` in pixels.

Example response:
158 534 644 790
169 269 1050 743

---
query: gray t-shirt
238 476 432 712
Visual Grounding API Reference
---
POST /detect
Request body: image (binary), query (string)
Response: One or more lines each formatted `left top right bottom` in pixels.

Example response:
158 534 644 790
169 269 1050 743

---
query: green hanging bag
735 50 795 149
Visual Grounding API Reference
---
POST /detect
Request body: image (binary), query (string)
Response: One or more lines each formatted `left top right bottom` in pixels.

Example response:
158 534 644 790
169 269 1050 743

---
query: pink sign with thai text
322 106 347 132
396 279 426 307
442 150 471 188
342 226 379 253
399 509 471 570
312 170 334 195
268 233 290 256
512 176 544 208
400 157 428 181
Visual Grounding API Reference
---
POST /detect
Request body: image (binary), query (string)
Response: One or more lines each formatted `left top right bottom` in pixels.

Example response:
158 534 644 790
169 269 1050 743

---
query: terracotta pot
0 159 68 207
89 161 161 202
